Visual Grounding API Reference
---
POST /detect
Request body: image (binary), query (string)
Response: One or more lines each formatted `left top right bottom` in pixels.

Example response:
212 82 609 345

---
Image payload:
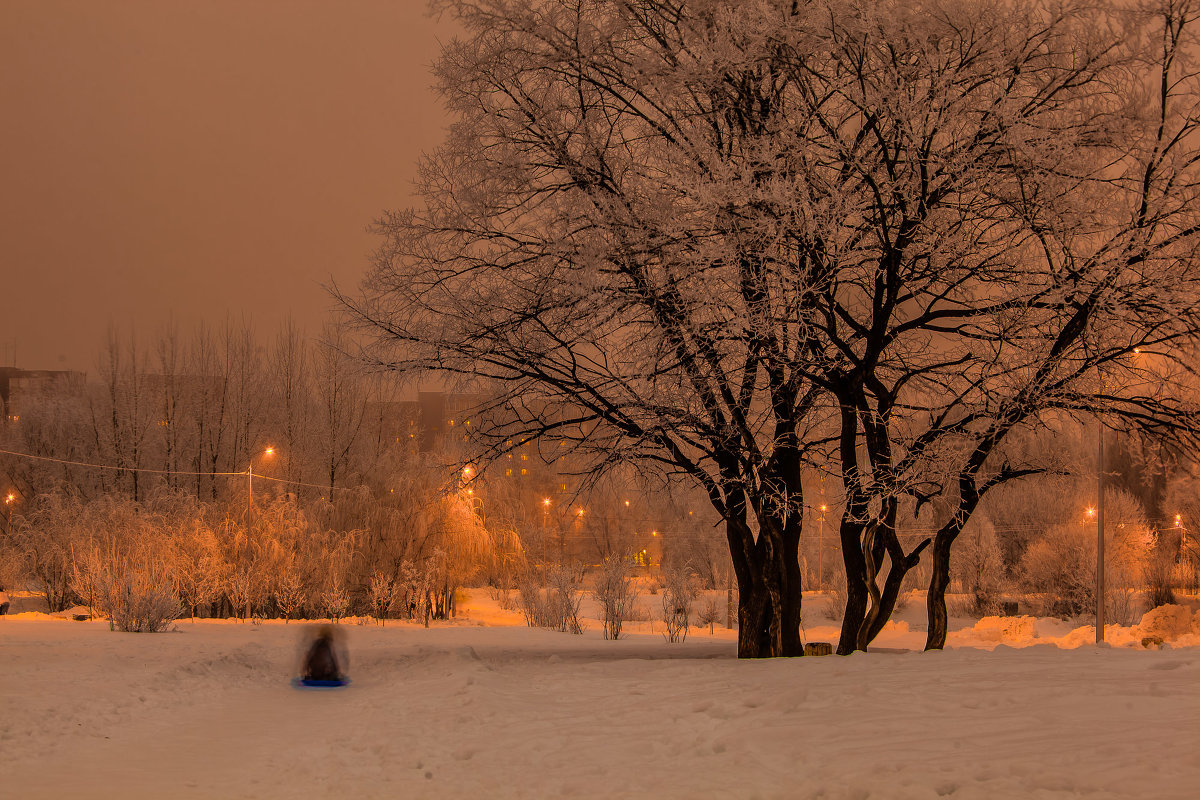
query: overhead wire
0 446 356 492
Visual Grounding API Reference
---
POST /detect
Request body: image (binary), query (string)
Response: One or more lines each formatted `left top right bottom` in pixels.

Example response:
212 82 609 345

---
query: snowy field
2 592 1198 799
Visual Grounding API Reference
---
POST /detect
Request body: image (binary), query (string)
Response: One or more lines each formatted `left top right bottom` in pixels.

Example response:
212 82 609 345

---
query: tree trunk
731 515 804 658
862 537 931 646
837 518 870 655
925 531 956 650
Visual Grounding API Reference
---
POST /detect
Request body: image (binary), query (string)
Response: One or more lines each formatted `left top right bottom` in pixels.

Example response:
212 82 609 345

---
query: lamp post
4 491 14 530
818 504 828 590
1096 424 1105 644
247 446 276 520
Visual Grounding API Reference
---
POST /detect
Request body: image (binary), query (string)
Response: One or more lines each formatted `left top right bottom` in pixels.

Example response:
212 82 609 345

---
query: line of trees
2 316 387 506
0 479 521 630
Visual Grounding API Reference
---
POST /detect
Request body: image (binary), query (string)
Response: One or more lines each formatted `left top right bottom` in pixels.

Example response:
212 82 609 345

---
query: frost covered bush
593 552 638 640
368 570 395 625
660 562 696 643
951 515 1006 616
823 568 846 621
695 594 722 634
10 490 84 612
518 565 583 634
74 539 182 633
1020 489 1151 624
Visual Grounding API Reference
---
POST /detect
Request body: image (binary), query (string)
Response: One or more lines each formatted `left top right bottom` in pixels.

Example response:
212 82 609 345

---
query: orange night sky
0 1 451 372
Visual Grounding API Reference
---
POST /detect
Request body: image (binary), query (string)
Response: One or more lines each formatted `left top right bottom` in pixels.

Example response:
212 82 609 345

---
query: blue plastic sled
292 677 350 689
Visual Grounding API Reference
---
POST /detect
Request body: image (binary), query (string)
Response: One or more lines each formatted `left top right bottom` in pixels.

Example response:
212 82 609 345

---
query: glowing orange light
819 504 828 513
1086 507 1096 518
1175 514 1183 526
624 500 630 507
542 497 551 508
576 507 585 516
651 530 658 536
462 465 474 480
4 492 14 504
264 446 276 457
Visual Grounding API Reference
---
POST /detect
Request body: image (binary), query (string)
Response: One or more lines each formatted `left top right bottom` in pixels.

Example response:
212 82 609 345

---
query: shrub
695 594 722 634
593 552 638 640
951 515 1006 616
1020 489 1151 625
368 570 395 625
518 565 583 634
660 562 696 643
75 541 181 633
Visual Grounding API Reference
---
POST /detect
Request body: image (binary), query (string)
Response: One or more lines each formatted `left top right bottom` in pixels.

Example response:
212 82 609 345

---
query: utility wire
0 446 356 492
0 446 244 477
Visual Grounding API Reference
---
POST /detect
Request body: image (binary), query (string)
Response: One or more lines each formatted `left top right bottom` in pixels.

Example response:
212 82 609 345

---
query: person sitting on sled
302 625 345 682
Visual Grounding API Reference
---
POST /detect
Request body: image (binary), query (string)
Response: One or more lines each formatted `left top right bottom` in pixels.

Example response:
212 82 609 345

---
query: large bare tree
347 0 1200 657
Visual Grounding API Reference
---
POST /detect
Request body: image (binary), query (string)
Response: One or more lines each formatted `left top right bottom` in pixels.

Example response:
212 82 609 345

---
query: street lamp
818 504 828 590
247 446 276 519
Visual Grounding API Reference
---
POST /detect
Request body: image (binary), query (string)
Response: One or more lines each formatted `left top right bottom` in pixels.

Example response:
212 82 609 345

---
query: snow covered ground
2 591 1197 799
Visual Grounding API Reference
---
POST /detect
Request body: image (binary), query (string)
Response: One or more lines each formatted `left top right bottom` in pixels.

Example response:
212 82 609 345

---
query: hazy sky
1 1 450 372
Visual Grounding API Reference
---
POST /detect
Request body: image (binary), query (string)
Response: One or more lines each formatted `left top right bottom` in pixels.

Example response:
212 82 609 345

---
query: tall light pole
248 446 276 520
818 504 828 590
1096 424 1105 643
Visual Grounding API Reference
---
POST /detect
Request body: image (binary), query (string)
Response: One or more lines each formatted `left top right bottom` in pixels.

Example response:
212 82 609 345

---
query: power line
0 447 357 493
0 446 244 477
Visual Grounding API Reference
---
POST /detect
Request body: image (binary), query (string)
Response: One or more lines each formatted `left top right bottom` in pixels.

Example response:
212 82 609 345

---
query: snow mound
1135 604 1199 641
970 615 1038 644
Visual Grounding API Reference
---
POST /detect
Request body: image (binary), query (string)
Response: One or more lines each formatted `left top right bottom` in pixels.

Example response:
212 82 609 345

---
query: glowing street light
462 465 475 481
818 504 829 589
1086 507 1096 519
248 446 276 518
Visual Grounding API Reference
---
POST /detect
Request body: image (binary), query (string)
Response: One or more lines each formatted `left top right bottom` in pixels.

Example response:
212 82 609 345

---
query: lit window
448 419 455 427
507 453 513 460
520 469 527 476
520 454 528 461
505 469 512 477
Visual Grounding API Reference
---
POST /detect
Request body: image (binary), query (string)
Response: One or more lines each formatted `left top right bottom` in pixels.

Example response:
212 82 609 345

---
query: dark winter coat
303 635 341 681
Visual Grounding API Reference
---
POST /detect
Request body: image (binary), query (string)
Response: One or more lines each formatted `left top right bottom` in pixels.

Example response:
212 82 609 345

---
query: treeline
3 317 393 502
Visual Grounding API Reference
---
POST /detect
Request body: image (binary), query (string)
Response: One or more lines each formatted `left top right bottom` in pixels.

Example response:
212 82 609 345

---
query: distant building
0 367 86 423
416 391 488 452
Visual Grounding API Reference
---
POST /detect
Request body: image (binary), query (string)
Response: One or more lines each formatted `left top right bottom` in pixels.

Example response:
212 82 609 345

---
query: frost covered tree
347 0 1200 657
